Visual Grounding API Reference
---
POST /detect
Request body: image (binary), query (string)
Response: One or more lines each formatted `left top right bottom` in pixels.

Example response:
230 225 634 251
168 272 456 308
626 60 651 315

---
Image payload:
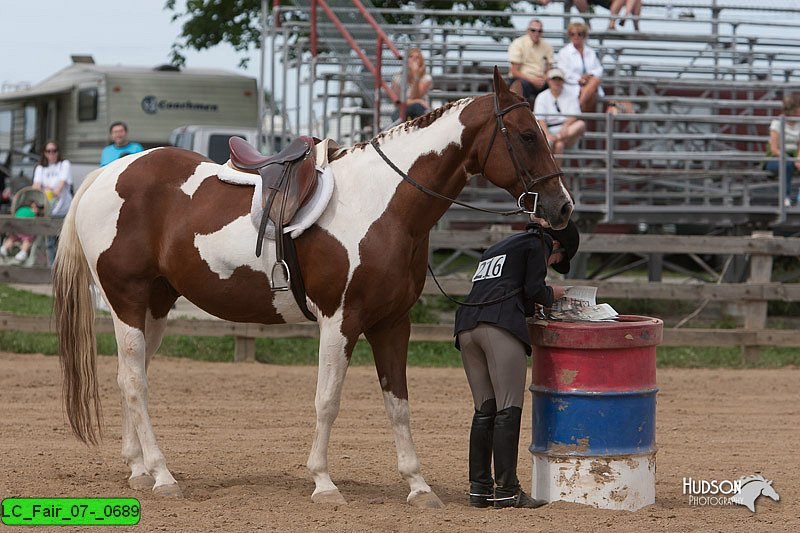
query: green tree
165 0 519 67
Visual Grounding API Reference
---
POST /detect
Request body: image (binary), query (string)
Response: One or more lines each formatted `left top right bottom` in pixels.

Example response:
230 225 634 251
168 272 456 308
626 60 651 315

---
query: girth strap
281 232 317 322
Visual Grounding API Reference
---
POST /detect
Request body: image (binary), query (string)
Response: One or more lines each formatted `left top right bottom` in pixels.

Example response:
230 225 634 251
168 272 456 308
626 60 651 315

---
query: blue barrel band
530 392 656 455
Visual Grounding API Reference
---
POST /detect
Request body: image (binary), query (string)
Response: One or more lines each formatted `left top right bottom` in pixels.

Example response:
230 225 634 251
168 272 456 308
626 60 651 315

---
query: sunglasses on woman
569 31 586 37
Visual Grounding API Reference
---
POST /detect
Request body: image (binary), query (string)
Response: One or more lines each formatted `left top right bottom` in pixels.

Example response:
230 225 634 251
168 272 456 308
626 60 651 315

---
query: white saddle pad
217 163 334 240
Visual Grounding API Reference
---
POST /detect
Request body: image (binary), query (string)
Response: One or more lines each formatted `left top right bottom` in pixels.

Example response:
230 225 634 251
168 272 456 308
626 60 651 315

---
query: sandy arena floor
1 352 797 532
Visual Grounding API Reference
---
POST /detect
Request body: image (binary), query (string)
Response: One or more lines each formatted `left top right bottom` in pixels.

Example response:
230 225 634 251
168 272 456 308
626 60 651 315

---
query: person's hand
551 285 566 300
530 215 551 227
795 157 800 171
531 75 546 88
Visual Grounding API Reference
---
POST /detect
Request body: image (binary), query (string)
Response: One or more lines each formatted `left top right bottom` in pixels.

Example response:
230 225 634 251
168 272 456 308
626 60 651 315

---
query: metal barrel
528 315 663 511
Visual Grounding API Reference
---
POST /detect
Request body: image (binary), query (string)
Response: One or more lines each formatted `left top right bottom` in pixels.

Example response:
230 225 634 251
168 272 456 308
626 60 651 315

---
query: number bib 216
472 254 507 282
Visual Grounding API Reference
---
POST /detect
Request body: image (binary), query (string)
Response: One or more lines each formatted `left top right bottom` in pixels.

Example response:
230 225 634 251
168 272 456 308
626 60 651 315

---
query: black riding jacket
453 224 554 355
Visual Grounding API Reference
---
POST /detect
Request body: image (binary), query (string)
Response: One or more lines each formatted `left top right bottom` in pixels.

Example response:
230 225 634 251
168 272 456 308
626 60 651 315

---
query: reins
370 139 525 216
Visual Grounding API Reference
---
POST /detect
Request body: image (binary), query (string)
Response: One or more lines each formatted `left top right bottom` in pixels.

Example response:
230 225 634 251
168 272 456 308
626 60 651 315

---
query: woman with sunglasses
556 22 604 112
32 140 73 264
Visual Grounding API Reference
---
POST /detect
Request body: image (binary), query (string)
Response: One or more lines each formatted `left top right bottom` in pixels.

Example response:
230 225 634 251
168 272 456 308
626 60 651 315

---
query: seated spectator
537 0 638 31
391 48 433 122
556 21 604 112
507 18 554 102
100 121 144 166
765 93 800 207
0 200 41 263
608 0 643 31
533 69 587 154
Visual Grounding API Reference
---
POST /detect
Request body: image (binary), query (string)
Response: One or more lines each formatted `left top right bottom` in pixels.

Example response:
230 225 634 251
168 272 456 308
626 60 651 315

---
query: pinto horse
53 69 573 507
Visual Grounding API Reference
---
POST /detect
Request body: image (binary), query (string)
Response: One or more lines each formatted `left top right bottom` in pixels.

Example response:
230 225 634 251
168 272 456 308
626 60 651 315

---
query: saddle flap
260 147 319 226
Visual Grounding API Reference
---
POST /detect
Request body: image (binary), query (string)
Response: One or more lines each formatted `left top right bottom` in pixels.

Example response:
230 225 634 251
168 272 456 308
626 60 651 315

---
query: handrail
310 0 401 128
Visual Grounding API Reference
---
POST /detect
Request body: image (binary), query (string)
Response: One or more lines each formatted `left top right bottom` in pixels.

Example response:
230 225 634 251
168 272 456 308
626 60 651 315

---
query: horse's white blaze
381 391 432 498
193 214 310 322
308 310 351 496
319 101 470 290
180 162 222 198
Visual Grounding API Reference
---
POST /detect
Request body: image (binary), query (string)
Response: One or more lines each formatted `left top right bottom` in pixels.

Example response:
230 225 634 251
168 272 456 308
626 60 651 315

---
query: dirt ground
1 352 797 532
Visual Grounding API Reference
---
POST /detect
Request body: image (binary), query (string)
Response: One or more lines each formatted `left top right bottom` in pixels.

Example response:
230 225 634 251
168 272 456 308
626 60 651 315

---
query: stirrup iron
270 260 291 291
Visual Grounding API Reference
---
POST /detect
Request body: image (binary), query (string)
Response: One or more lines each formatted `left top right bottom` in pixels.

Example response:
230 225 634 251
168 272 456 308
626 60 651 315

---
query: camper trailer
0 56 259 191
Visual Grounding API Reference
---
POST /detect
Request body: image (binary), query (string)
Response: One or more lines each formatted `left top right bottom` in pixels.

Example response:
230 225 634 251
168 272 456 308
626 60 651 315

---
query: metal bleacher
270 0 800 231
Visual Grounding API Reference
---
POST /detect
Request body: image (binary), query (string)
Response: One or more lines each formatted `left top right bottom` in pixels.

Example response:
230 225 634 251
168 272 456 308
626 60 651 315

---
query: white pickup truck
169 125 292 164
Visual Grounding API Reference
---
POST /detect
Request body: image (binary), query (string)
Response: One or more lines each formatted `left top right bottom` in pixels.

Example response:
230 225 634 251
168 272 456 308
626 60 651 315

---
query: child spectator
0 200 41 262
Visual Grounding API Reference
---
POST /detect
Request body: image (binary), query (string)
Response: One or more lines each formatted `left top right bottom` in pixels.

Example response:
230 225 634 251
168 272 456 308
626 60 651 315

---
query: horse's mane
346 97 475 155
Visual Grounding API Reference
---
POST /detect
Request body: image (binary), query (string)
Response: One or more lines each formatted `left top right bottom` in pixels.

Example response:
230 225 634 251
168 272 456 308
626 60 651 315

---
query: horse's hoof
408 490 445 508
128 474 155 491
311 489 347 505
153 483 183 498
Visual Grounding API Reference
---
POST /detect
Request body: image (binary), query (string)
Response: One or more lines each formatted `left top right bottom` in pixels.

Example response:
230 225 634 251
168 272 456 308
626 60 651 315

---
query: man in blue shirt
100 122 144 166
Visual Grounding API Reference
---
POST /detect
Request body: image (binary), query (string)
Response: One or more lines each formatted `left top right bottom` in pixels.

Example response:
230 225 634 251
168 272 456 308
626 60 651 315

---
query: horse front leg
307 314 354 505
365 315 444 508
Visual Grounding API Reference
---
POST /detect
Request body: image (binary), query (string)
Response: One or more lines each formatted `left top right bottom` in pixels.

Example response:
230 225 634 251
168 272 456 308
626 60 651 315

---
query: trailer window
24 105 36 145
78 88 98 121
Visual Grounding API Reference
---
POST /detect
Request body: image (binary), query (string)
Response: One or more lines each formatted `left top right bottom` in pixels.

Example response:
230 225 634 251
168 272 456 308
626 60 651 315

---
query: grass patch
1 283 797 368
0 284 54 315
657 346 800 368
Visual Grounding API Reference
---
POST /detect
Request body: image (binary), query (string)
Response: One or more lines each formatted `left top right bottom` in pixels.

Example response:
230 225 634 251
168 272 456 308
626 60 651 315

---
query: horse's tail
53 168 104 445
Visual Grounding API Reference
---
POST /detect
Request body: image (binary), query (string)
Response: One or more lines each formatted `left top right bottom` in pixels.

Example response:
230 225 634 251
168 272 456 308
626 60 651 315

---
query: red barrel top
529 315 662 392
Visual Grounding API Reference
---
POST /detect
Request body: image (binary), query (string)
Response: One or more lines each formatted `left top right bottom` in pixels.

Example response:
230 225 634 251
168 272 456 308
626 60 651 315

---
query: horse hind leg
365 317 444 508
306 315 353 505
112 301 181 497
122 312 171 492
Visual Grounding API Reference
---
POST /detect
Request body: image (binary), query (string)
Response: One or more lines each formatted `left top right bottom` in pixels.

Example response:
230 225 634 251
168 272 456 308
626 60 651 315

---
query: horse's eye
520 132 537 143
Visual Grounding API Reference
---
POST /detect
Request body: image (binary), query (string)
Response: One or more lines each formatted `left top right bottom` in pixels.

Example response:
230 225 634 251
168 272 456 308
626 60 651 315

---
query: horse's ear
768 480 773 485
493 66 509 95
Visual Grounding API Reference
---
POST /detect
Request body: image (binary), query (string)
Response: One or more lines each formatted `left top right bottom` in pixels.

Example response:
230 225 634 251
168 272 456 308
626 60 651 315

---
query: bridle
370 80 564 217
479 90 565 215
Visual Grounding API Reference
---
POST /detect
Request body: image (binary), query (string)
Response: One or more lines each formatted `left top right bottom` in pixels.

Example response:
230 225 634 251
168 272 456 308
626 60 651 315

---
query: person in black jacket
454 218 580 508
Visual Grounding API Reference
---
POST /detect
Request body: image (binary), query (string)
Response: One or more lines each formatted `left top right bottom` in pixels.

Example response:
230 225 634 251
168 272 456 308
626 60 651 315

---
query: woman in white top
556 22 604 112
765 93 800 206
391 48 434 122
32 140 73 264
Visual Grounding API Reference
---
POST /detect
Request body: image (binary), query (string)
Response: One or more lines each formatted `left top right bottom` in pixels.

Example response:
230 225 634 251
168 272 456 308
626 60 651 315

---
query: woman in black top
454 219 579 508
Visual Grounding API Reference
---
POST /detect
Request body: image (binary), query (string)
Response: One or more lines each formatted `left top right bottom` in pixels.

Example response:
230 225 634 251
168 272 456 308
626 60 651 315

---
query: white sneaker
0 247 7 257
14 250 28 262
784 197 792 208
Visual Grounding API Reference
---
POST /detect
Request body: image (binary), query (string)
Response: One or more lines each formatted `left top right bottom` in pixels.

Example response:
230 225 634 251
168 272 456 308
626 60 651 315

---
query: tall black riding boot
468 399 496 508
493 406 547 509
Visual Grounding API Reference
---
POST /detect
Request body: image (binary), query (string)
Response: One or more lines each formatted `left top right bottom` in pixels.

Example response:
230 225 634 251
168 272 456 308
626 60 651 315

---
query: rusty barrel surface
528 315 663 511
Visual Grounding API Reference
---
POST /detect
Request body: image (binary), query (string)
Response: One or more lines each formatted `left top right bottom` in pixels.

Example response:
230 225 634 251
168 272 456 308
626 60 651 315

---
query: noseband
479 92 564 214
370 88 563 217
